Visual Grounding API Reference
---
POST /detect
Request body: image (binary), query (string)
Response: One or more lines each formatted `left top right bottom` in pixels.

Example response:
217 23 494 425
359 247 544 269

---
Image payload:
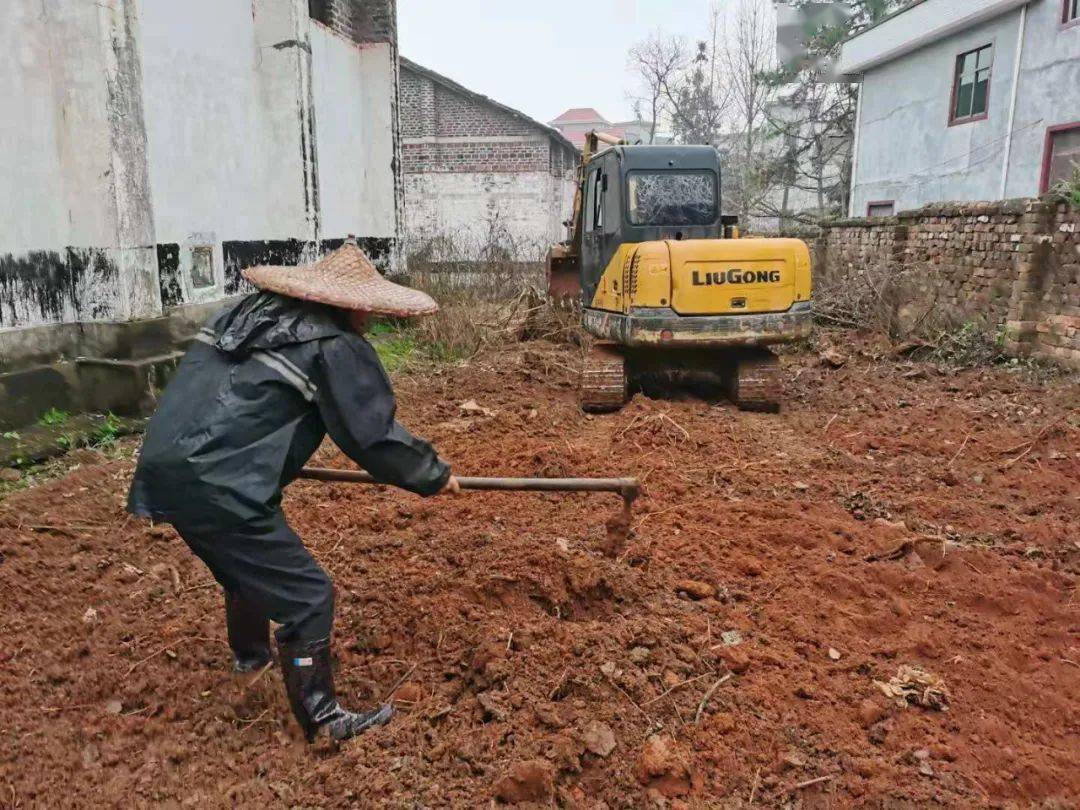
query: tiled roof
550 107 608 124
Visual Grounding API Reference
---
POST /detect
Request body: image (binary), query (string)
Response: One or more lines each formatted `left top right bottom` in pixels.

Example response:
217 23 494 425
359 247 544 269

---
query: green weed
372 334 419 373
39 407 70 427
367 318 404 338
91 413 123 447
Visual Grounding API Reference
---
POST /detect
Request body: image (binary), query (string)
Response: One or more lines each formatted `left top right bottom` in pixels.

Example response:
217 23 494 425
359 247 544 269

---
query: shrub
1049 161 1080 208
927 320 1006 369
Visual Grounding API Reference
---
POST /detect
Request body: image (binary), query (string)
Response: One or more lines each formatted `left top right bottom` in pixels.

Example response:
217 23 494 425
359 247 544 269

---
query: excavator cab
578 146 731 302
547 133 813 413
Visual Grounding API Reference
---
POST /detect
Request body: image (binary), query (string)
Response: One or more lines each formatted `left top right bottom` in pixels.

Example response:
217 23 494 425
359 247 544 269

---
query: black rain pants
172 510 334 643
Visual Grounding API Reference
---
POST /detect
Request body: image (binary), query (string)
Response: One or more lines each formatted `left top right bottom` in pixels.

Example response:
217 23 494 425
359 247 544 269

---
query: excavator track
729 350 782 413
580 343 628 413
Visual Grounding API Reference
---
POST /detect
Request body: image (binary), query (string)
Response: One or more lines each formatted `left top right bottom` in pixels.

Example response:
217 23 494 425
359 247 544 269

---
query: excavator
548 132 813 412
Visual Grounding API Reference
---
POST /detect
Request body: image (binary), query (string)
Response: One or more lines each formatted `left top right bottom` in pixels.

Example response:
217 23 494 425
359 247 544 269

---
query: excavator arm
547 131 626 305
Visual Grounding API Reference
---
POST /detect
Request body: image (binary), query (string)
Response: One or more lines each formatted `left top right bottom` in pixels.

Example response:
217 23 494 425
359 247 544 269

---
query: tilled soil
1 338 1078 808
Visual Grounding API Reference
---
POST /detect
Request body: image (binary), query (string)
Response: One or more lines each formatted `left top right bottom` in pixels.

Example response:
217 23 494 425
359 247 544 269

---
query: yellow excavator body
547 132 813 412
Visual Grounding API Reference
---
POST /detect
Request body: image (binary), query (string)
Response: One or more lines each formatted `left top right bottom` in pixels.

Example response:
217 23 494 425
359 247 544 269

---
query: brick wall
402 141 551 174
815 199 1080 367
308 0 394 43
398 63 578 259
1026 203 1080 364
399 65 577 176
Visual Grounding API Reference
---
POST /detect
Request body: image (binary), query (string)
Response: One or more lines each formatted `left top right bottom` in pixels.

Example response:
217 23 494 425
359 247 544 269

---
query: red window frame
866 200 896 217
1064 0 1080 28
1040 121 1080 193
949 44 993 126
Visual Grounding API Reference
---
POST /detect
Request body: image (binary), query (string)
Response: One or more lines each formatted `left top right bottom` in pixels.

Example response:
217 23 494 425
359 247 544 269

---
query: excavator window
587 168 604 232
627 170 717 227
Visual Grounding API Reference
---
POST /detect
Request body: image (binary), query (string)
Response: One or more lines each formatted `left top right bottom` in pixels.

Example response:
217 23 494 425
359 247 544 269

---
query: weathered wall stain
4 0 402 341
223 239 310 295
156 243 182 308
0 248 119 328
221 237 395 298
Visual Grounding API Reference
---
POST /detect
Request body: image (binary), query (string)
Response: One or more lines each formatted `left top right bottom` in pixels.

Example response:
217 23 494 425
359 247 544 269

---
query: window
867 201 895 217
1040 123 1080 193
951 44 993 124
1065 0 1080 25
627 171 718 226
190 246 216 289
586 168 604 232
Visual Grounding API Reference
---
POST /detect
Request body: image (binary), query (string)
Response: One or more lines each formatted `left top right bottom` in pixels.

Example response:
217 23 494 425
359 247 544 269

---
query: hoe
299 467 641 553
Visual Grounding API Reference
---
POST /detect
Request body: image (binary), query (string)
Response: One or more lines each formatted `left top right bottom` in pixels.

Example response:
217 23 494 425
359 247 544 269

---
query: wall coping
821 197 1074 230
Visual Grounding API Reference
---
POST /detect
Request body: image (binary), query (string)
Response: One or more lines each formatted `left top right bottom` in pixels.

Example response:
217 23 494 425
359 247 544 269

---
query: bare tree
762 0 906 225
660 6 733 146
627 34 687 143
723 0 779 225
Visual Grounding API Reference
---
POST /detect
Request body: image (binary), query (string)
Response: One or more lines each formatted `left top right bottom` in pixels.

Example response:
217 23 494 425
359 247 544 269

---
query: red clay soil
1 337 1078 808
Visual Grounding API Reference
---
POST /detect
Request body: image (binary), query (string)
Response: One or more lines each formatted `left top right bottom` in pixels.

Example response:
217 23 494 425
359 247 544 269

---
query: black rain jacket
127 292 450 531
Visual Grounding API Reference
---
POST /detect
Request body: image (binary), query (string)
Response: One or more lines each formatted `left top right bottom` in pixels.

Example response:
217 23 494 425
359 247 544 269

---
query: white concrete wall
1 0 158 329
138 0 311 242
2 0 403 333
136 0 310 302
310 30 397 239
2 1 122 253
839 0 1031 74
849 0 1080 213
851 9 1022 213
1004 0 1080 197
405 171 575 260
1 1 77 256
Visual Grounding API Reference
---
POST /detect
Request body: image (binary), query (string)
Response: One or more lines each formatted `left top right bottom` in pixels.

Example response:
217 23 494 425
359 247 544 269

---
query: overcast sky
398 0 716 126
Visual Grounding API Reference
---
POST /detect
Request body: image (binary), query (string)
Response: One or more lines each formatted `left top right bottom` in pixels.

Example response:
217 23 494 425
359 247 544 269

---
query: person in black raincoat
128 241 457 743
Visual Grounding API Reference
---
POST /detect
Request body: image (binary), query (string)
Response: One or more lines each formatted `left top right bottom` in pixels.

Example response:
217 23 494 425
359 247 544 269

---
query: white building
399 59 578 262
839 0 1080 216
1 0 402 426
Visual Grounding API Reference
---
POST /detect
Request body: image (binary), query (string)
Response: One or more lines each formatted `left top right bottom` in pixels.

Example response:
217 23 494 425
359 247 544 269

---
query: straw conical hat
242 241 438 317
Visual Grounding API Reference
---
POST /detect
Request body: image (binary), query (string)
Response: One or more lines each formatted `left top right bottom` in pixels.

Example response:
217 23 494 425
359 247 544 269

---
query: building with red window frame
838 0 1079 216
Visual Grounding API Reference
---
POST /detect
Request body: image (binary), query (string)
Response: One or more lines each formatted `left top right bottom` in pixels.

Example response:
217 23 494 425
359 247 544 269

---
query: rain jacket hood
212 292 347 357
128 293 449 532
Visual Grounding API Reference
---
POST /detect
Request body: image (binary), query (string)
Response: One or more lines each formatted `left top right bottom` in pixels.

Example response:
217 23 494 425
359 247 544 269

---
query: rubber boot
278 637 393 743
225 591 273 673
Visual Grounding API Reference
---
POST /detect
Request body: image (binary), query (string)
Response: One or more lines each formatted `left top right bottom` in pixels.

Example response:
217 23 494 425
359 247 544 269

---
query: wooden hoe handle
298 467 641 503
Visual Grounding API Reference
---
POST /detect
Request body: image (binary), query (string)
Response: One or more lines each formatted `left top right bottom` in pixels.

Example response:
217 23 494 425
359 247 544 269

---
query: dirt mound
1 339 1077 806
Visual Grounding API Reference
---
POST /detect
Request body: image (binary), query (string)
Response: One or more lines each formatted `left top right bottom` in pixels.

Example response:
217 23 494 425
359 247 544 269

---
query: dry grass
813 259 951 339
380 231 563 365
813 259 1014 369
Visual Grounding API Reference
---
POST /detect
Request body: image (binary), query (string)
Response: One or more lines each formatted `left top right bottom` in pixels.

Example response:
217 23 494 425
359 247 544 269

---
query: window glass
953 44 992 122
584 168 598 232
589 169 604 232
867 202 895 217
956 81 974 119
190 246 215 289
972 78 989 115
627 171 718 226
1067 0 1079 23
1048 128 1080 187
